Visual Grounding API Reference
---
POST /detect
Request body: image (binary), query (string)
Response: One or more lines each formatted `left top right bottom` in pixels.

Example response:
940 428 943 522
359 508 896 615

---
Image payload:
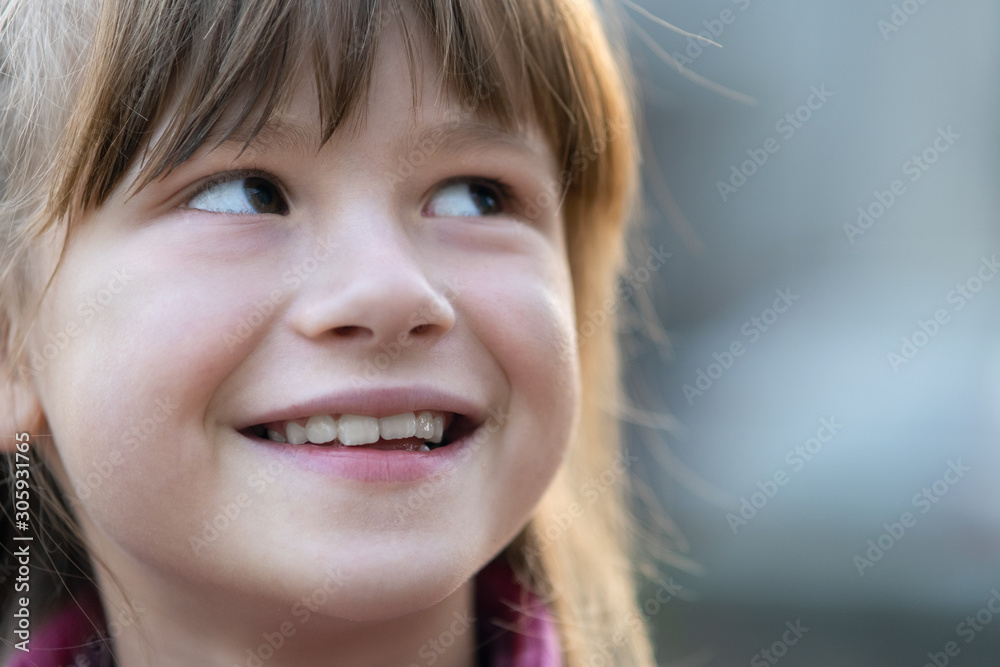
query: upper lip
240 384 490 430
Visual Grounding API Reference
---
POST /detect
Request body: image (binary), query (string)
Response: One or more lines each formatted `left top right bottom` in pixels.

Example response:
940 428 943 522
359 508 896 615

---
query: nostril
332 325 365 337
411 323 430 336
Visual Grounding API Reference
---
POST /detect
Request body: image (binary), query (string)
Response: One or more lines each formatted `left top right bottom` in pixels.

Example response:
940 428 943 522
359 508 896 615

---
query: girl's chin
271 562 474 622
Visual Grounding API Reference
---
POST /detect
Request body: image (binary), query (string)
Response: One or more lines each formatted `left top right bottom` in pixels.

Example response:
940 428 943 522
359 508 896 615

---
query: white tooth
266 428 286 443
286 421 308 445
415 412 434 439
379 412 416 440
338 414 379 446
305 415 338 444
430 415 444 444
418 444 430 452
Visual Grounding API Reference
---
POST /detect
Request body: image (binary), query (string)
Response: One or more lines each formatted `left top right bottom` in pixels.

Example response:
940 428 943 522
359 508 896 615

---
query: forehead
136 2 552 187
170 20 555 177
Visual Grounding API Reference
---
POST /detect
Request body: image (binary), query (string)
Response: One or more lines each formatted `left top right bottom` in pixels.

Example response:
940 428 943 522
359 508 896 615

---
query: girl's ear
0 366 45 451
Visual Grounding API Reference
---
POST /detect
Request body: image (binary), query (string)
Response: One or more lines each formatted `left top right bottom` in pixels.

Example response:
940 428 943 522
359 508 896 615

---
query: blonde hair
0 0 651 663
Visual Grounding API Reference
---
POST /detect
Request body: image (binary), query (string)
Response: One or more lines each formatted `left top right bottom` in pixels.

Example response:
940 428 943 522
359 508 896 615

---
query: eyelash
184 170 517 215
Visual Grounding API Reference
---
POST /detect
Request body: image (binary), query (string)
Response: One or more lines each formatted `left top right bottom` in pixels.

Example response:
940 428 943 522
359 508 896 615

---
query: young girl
0 0 654 664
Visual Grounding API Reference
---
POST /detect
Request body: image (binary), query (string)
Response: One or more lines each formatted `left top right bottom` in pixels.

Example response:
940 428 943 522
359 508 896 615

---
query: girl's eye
424 180 507 217
188 176 288 215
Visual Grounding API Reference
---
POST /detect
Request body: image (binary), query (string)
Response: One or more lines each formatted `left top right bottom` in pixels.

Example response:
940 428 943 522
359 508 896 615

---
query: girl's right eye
187 176 288 215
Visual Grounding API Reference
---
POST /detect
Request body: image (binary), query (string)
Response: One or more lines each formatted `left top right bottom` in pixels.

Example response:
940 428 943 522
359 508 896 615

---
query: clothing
473 557 562 667
7 558 561 667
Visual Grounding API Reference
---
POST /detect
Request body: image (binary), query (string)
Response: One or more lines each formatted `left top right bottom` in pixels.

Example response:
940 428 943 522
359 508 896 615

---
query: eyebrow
396 119 544 160
208 118 323 156
208 115 546 163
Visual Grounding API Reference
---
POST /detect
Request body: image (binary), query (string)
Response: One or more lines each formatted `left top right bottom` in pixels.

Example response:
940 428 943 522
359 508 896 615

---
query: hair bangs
50 0 572 223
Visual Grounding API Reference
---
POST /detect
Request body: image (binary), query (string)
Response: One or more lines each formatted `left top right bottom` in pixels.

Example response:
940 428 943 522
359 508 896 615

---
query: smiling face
28 17 580 629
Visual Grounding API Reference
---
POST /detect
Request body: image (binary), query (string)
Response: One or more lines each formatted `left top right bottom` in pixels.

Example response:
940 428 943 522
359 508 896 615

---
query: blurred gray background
620 1 1000 664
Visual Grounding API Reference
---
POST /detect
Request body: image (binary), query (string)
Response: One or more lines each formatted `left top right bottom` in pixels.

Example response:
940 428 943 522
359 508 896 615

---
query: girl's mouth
244 410 476 452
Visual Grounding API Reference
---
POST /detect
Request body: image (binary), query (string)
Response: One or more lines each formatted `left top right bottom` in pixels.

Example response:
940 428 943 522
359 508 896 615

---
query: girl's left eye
423 179 509 218
187 176 288 215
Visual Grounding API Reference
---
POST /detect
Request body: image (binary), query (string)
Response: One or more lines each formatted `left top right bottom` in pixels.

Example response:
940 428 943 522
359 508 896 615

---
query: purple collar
8 558 561 667
474 557 563 667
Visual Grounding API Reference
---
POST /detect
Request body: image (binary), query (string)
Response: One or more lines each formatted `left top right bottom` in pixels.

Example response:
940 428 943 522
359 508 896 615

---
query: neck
96 570 477 667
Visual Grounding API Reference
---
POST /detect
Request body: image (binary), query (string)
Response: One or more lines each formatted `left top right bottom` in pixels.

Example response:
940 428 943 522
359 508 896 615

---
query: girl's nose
288 221 457 349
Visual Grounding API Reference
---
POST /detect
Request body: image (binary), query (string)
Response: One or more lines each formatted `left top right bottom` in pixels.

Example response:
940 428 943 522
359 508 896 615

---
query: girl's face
30 24 579 622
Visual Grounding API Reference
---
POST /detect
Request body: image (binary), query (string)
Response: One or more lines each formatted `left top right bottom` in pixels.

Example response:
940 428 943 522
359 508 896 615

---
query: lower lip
245 430 476 483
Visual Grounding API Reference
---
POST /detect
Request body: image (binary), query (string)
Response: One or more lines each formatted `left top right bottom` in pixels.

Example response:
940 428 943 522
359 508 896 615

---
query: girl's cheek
465 248 580 414
31 232 272 519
